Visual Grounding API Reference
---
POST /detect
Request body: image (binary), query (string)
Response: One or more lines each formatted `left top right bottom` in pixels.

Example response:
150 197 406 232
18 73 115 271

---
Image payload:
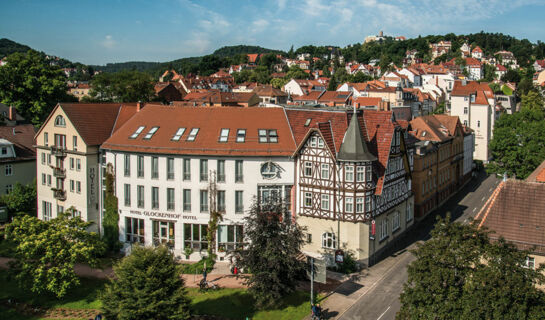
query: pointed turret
337 112 377 162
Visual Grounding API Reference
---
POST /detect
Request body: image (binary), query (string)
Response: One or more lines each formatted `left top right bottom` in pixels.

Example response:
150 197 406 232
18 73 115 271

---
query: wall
1 160 35 196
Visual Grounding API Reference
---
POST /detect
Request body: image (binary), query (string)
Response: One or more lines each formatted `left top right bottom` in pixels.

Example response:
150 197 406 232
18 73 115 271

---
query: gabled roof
318 91 352 103
526 160 545 183
353 97 382 107
409 115 460 142
472 46 483 53
338 112 377 162
451 80 493 100
0 124 36 162
102 105 296 156
253 85 287 97
496 64 507 71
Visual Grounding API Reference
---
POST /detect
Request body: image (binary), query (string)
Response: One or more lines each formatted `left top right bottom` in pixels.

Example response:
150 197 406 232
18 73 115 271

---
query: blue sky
1 0 544 65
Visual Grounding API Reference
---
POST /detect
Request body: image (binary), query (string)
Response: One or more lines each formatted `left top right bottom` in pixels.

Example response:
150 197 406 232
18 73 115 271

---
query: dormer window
236 129 246 142
258 129 278 143
219 129 229 142
187 128 199 141
130 126 145 139
54 115 66 127
143 126 159 140
171 128 185 141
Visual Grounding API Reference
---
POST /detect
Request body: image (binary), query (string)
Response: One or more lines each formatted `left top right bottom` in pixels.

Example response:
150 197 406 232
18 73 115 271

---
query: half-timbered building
287 108 414 265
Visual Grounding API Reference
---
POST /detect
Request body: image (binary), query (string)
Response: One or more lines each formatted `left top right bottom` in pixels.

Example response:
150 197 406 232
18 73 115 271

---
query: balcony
52 167 66 178
53 189 67 201
50 146 67 158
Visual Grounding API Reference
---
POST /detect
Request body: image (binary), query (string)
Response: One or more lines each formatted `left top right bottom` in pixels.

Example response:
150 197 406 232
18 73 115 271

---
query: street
338 171 500 320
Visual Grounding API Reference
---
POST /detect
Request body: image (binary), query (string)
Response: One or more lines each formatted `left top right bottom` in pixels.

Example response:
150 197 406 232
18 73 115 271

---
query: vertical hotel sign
88 167 96 205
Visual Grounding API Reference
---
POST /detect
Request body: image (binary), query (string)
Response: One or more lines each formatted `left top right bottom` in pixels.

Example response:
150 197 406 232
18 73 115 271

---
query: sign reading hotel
129 210 197 220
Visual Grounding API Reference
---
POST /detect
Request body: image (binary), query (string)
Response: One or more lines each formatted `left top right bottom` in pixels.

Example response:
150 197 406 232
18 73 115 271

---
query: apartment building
100 105 295 261
35 103 137 231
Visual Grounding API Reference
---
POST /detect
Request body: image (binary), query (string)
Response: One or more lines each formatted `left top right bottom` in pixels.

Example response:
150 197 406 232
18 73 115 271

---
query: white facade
105 151 294 260
283 79 305 96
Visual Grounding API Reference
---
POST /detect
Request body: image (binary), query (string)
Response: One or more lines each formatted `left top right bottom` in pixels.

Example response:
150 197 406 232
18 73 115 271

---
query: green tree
328 76 338 91
248 66 271 84
239 200 306 309
6 213 105 298
89 70 155 102
351 71 372 83
0 180 36 219
521 91 545 111
101 245 191 320
487 104 545 179
270 78 288 89
103 165 120 252
501 69 521 83
397 215 545 319
0 50 76 126
285 65 308 80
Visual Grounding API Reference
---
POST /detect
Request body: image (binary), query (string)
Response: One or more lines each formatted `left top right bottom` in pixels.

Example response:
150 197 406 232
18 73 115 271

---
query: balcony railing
50 146 66 157
52 167 66 178
53 189 67 201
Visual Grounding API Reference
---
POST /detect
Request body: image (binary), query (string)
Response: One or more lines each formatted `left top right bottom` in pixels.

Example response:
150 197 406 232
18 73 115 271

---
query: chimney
9 105 15 121
137 101 142 112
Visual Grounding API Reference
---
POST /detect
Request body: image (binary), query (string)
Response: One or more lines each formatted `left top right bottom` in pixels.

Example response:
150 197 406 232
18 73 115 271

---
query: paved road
339 171 500 320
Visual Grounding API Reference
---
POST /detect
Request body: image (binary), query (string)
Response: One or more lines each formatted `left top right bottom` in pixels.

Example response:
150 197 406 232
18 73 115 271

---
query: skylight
171 128 186 141
258 129 278 143
258 129 268 143
268 130 278 143
304 118 312 127
219 128 229 142
143 126 159 140
187 128 199 141
236 129 246 143
130 126 145 139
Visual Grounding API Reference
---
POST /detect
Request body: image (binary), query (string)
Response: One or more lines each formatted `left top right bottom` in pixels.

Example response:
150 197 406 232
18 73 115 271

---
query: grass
1 271 313 320
502 85 513 96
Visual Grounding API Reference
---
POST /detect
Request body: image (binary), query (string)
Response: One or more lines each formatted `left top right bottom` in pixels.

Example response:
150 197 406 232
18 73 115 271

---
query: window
219 128 229 142
356 197 364 213
124 184 131 206
322 232 336 249
5 164 12 176
73 136 77 151
392 211 400 231
235 191 243 213
5 184 13 194
130 126 145 139
356 166 365 182
0 147 6 155
217 160 225 182
258 129 278 143
345 197 353 213
44 132 48 146
137 185 144 208
47 174 51 186
321 194 330 210
200 159 208 181
236 129 246 142
317 137 324 148
304 161 312 177
187 128 199 141
217 190 226 212
137 156 144 177
125 217 144 243
406 203 413 222
152 187 159 209
152 220 175 247
525 256 536 269
47 154 51 165
463 120 468 126
183 189 191 211
379 219 388 241
76 181 81 193
42 201 52 221
463 107 468 114
183 158 191 180
321 164 329 179
76 159 81 171
477 120 481 128
345 165 354 182
366 166 373 181
235 160 243 182
218 225 244 251
200 190 209 212
304 192 312 207
184 223 208 250
171 128 185 141
167 188 175 210
42 173 46 185
54 115 66 127
304 118 312 126
310 136 317 147
41 153 45 164
124 154 130 177
54 134 66 148
151 157 159 179
365 196 371 212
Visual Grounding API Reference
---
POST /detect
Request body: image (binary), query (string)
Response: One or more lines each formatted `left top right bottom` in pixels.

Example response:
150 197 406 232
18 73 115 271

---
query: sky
1 0 545 65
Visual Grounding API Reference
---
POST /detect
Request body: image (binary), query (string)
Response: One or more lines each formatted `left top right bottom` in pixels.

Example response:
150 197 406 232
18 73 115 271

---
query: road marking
472 207 477 212
377 306 391 320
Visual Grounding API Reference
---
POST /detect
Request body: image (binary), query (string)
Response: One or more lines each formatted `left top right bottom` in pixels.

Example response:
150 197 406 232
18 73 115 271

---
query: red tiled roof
472 46 483 53
353 97 382 107
526 160 545 183
409 115 460 142
293 91 323 101
451 81 493 100
252 85 287 97
102 106 296 156
0 124 36 162
496 64 507 71
318 91 352 103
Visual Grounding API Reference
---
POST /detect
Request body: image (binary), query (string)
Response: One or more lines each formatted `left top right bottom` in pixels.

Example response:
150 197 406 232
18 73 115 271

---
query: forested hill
213 45 285 57
0 38 32 58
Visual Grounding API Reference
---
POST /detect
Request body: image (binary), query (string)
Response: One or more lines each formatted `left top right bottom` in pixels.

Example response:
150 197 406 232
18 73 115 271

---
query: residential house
464 58 483 80
283 79 326 96
495 51 518 68
159 70 183 82
178 91 259 108
381 71 410 88
495 64 507 80
316 91 353 107
460 43 471 57
68 83 91 101
353 97 387 110
533 60 545 72
252 85 288 105
430 41 452 59
471 46 483 60
154 82 186 102
35 103 138 231
398 67 422 87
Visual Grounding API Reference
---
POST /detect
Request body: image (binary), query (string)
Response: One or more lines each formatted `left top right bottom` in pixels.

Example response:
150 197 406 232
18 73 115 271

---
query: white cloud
101 35 116 49
181 32 212 55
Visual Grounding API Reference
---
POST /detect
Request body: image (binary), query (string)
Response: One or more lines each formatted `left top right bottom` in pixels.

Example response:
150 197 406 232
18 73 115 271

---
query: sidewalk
303 247 415 320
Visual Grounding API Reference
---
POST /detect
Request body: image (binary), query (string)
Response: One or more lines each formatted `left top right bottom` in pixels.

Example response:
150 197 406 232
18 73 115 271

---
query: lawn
0 272 313 320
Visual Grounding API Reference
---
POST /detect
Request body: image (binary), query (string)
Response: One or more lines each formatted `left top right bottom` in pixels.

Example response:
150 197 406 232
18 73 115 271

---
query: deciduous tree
88 70 155 102
101 245 191 320
0 180 36 219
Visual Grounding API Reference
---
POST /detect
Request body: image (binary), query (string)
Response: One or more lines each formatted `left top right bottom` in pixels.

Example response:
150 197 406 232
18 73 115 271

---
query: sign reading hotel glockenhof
129 210 197 221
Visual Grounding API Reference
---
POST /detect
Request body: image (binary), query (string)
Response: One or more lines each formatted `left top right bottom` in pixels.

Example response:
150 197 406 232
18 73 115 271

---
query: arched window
322 232 336 249
54 115 66 127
